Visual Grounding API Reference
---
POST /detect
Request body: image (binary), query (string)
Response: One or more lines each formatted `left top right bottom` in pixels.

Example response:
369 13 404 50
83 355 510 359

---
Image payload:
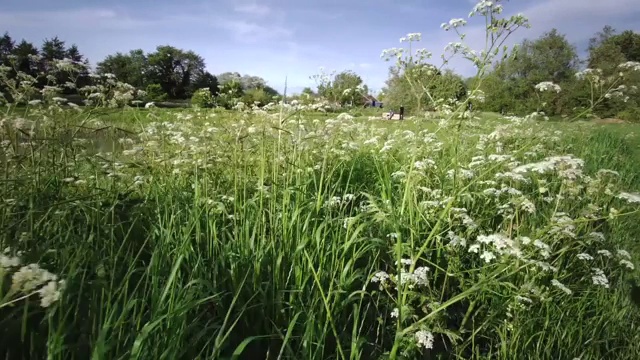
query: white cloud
217 19 292 42
234 3 271 17
0 8 156 31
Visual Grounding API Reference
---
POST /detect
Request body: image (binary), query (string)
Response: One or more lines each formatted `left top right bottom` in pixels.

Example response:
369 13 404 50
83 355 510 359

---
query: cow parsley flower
591 268 610 288
577 253 594 261
415 330 434 349
617 192 640 204
371 271 390 285
551 279 572 295
534 81 561 93
620 259 635 270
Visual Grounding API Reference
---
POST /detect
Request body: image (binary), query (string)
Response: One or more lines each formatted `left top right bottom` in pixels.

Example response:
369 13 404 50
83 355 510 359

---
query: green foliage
144 83 168 102
4 1 640 357
315 69 367 106
471 26 640 120
242 87 271 106
617 107 640 122
384 65 467 113
216 79 244 109
146 45 206 99
190 88 215 108
2 105 640 359
191 71 219 97
475 29 580 116
96 49 149 89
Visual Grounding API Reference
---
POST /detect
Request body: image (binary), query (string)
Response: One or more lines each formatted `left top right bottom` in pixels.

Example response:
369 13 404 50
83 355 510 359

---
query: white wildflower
38 280 63 307
617 249 631 260
577 253 594 261
414 266 430 285
480 251 496 263
617 192 640 204
591 268 610 288
535 81 561 93
371 271 390 285
551 279 572 295
620 259 635 270
597 250 612 258
396 258 413 266
390 308 399 318
415 330 434 349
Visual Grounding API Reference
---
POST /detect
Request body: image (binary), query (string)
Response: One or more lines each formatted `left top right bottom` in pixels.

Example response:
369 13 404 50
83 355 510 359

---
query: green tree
0 32 15 66
40 36 66 63
217 72 242 86
315 70 366 106
243 87 271 106
478 28 580 115
587 27 640 73
586 27 640 118
262 85 280 99
146 45 206 99
216 79 244 109
96 49 149 89
191 71 219 97
191 88 215 108
383 64 466 113
11 40 39 76
144 83 168 102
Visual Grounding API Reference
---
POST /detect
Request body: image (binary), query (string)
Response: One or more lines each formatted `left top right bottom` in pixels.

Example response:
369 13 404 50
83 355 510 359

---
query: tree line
1 26 639 120
0 32 281 107
379 26 640 121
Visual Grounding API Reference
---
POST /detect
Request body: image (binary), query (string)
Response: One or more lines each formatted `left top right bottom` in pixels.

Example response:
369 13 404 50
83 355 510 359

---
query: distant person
372 100 376 107
399 106 404 120
388 110 395 120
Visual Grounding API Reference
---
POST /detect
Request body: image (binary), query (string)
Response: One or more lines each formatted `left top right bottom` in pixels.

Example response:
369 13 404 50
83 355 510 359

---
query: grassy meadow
1 103 640 359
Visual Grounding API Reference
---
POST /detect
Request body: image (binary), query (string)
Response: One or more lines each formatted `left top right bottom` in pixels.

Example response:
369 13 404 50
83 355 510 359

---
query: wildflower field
1 105 640 359
2 0 640 359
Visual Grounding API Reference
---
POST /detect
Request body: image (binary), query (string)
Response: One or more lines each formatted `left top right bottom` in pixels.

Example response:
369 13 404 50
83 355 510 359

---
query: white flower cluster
618 61 640 72
441 18 467 31
399 33 422 43
534 81 562 93
1 249 65 308
371 258 431 290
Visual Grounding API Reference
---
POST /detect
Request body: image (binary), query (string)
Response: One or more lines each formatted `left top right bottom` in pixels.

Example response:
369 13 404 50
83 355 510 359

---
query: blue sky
1 0 639 94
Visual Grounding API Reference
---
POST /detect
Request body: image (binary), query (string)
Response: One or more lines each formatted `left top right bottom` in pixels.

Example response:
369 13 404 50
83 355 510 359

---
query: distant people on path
387 110 395 120
399 106 404 120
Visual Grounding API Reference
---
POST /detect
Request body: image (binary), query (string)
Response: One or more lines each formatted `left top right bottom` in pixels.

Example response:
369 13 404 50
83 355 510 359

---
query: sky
1 0 640 95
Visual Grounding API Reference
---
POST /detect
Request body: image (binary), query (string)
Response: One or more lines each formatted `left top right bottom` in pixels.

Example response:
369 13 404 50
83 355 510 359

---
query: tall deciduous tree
96 49 149 89
586 27 640 118
316 70 366 106
191 71 219 96
478 28 580 115
588 26 640 73
383 64 466 113
146 45 206 99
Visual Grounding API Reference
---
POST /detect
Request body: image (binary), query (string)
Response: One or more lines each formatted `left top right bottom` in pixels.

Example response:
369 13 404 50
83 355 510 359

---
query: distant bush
190 88 215 108
617 107 640 122
145 84 168 102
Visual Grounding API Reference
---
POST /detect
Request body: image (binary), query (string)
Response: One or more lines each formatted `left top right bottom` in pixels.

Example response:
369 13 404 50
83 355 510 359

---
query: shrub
144 84 168 102
617 107 640 122
190 88 214 108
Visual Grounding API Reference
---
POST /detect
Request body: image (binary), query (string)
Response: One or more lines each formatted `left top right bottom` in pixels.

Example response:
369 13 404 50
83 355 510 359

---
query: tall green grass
1 109 639 359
